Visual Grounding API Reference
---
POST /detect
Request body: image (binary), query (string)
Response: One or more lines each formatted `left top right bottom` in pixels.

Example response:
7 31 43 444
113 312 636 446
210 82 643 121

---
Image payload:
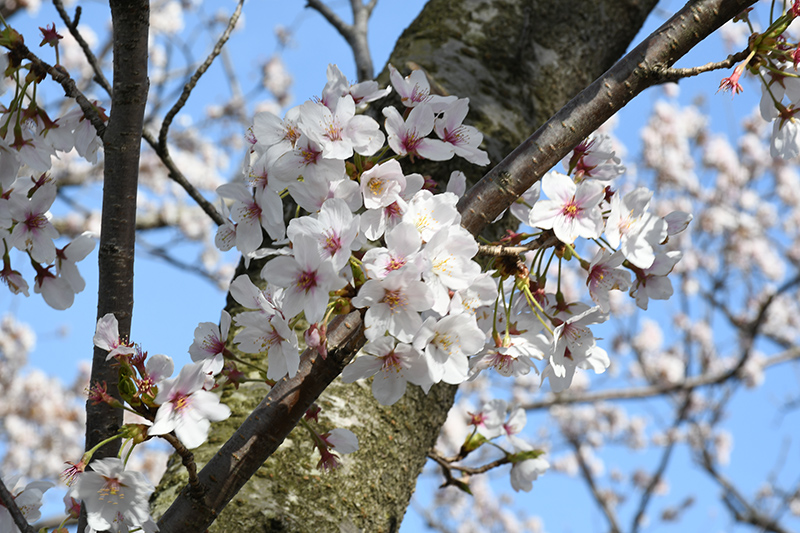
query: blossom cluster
717 2 800 158
0 31 100 309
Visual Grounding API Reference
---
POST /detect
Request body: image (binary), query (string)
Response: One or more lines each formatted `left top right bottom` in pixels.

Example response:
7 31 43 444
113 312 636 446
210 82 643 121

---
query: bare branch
307 0 374 81
52 0 113 94
569 438 621 533
631 397 692 533
522 346 800 410
141 129 225 226
158 0 244 153
652 48 750 83
700 448 793 533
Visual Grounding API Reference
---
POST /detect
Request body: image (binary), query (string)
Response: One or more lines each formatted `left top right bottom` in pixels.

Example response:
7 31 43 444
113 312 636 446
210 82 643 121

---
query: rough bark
151 1 658 531
83 1 149 457
81 1 149 532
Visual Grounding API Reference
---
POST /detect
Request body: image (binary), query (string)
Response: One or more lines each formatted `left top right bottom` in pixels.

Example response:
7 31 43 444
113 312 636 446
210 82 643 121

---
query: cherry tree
2 0 800 532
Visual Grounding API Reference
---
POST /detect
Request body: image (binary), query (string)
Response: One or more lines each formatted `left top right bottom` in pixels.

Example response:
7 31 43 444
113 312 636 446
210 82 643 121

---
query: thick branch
156 310 366 533
307 0 374 80
457 0 757 236
80 1 149 531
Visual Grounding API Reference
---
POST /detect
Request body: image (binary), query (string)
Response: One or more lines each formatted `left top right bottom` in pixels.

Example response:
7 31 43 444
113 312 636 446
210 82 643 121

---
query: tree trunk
150 1 657 531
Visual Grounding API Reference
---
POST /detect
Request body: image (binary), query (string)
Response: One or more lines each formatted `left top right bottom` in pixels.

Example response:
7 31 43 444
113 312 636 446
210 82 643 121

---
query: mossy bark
151 0 657 531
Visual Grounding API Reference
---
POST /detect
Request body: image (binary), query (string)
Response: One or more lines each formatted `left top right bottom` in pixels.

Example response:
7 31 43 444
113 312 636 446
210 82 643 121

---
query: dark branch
157 0 244 153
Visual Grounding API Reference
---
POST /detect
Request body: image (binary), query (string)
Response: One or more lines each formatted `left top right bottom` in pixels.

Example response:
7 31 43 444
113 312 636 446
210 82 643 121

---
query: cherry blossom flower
509 441 549 492
543 306 609 392
93 313 136 360
216 182 285 254
629 250 683 310
251 106 301 156
565 133 625 181
413 313 486 385
55 231 96 294
270 134 346 191
586 249 631 312
403 190 461 242
387 63 455 110
605 188 667 269
388 63 431 108
233 312 300 380
189 310 231 376
317 428 359 471
261 234 346 323
300 95 384 158
383 104 454 161
69 457 156 533
342 337 432 405
8 182 59 264
352 270 434 343
0 475 53 532
360 159 406 210
770 107 800 159
287 198 361 271
470 399 507 439
361 173 424 240
362 222 423 280
528 171 604 244
149 362 231 448
421 225 481 315
469 335 545 378
434 98 490 165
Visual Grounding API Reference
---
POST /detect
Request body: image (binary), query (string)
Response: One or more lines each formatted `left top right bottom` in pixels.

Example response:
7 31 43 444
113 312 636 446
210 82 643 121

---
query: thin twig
160 433 202 495
158 0 244 153
653 48 751 83
0 477 35 533
631 396 692 533
700 448 792 533
569 437 621 533
427 449 511 476
522 346 800 410
52 0 113 94
20 49 106 137
141 129 225 226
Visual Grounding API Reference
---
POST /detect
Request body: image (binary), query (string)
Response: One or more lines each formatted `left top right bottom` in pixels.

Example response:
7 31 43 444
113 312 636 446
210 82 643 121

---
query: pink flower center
24 213 48 231
380 350 402 373
322 232 342 256
561 199 580 219
301 146 321 165
174 394 191 413
383 289 405 310
297 270 318 292
386 256 406 271
384 202 403 221
99 476 124 500
325 122 343 142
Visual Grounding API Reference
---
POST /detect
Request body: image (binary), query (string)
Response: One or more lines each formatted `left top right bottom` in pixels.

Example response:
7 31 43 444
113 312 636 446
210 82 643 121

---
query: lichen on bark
150 1 658 531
